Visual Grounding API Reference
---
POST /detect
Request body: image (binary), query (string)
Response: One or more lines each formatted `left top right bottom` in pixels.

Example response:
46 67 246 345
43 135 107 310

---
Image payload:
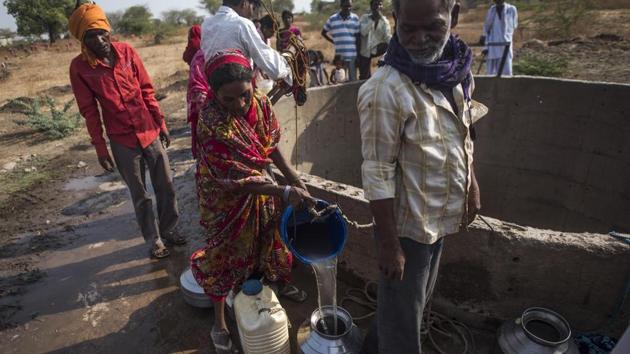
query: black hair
282 10 293 19
333 54 343 63
260 15 274 29
223 0 260 7
392 0 455 12
393 0 455 13
208 63 254 92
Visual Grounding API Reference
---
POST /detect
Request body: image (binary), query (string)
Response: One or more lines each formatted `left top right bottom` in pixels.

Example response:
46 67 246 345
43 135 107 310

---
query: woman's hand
287 186 316 209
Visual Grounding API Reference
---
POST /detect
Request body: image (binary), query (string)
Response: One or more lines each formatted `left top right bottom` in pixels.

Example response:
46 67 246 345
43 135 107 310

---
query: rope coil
259 0 309 105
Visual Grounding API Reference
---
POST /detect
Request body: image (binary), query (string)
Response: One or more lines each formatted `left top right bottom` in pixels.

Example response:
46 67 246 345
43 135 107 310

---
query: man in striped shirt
321 0 361 81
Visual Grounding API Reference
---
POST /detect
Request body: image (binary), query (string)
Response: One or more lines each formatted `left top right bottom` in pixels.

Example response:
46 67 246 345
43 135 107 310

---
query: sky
0 0 312 31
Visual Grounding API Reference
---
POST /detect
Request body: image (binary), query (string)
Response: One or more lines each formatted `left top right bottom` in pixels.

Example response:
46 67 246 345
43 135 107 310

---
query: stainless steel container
498 307 578 354
299 306 363 354
179 267 212 308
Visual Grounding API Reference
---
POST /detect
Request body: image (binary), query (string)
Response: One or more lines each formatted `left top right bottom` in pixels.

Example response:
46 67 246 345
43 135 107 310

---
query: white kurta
201 6 291 83
483 3 518 75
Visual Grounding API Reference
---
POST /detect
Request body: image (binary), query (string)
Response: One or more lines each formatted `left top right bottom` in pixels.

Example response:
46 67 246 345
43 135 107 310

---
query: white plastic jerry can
234 280 290 354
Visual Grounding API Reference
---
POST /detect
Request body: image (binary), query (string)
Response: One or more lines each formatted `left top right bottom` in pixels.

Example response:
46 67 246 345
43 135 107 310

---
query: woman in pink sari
190 49 313 353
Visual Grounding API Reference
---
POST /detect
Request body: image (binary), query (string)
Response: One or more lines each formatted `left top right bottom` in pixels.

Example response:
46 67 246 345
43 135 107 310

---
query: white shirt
201 6 291 82
483 3 518 59
359 13 392 58
332 68 347 83
358 65 476 244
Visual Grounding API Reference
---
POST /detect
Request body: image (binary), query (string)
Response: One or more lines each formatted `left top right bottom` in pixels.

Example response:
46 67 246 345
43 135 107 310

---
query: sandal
150 244 170 259
211 327 238 354
163 231 187 246
278 284 308 303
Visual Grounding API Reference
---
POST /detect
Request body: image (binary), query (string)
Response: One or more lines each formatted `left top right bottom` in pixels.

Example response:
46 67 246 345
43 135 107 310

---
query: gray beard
399 28 451 65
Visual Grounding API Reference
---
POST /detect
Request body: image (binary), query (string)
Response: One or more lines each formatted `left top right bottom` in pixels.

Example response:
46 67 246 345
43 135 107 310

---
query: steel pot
179 267 212 308
498 307 578 354
299 306 363 354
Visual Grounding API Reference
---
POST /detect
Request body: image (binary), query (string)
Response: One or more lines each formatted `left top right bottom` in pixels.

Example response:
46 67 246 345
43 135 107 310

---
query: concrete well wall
297 173 630 336
274 77 630 335
275 77 630 232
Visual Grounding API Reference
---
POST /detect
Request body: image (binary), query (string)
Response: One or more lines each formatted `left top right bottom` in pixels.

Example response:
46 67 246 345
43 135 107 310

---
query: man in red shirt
68 3 184 258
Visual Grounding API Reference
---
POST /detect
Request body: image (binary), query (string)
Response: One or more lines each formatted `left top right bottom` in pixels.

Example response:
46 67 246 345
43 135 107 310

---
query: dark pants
358 55 372 80
110 139 179 245
363 237 444 354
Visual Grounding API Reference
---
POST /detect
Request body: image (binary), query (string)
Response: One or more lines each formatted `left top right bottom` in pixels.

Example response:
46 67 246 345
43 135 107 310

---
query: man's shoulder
112 41 135 55
69 55 86 72
359 66 406 96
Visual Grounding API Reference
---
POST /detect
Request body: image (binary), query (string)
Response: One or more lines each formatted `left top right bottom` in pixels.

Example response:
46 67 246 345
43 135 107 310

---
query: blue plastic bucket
279 199 348 264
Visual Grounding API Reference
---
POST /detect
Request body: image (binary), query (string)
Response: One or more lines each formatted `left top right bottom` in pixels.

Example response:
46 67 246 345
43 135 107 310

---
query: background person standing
481 0 518 76
321 0 361 81
358 0 391 80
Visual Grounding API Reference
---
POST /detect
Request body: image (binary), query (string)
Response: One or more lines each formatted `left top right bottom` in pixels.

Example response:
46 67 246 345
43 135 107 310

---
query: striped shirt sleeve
323 16 333 32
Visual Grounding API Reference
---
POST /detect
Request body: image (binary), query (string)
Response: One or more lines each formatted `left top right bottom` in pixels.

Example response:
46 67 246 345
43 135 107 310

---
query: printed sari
190 91 292 301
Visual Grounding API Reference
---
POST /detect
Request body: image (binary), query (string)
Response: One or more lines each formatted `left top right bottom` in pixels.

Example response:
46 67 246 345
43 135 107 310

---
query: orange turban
68 3 111 68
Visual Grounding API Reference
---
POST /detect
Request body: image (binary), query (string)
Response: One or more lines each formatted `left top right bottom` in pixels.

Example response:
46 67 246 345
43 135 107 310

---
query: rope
340 282 476 353
306 204 374 230
259 0 309 105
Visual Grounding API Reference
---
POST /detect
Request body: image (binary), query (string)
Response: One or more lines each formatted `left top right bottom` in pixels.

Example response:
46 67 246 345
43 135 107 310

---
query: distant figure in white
482 0 518 76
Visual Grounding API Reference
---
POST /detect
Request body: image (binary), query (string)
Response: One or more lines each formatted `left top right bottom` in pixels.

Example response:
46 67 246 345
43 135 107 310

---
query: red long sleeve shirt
69 42 166 157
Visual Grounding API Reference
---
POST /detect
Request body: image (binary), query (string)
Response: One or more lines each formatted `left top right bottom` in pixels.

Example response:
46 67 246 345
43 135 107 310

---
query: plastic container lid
242 279 263 296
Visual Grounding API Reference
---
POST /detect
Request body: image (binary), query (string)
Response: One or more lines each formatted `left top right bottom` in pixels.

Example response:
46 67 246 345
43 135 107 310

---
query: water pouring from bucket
280 199 348 336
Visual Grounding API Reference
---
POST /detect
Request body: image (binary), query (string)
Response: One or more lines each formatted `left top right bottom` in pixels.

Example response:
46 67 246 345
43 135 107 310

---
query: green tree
106 11 123 34
162 9 201 26
4 0 74 44
272 0 294 12
118 5 154 35
200 0 222 14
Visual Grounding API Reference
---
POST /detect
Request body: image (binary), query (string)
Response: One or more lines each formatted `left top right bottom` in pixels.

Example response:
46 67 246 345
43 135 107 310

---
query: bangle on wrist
283 185 292 203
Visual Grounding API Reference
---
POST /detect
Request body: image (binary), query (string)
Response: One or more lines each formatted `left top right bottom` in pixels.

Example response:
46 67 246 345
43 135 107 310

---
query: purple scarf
380 34 473 100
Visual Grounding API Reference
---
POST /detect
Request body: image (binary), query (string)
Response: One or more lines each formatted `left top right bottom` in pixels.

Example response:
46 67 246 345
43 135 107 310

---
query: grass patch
14 96 81 139
514 55 569 77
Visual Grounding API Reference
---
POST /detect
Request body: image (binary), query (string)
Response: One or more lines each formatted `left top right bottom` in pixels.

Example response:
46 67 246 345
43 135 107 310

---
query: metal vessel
498 307 578 354
299 306 363 354
179 267 212 308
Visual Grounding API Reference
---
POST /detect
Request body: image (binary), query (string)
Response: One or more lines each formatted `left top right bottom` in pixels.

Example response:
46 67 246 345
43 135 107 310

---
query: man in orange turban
68 2 111 68
68 3 186 259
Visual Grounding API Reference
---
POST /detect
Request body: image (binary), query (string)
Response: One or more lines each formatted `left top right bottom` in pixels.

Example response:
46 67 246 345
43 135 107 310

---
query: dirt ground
0 6 629 353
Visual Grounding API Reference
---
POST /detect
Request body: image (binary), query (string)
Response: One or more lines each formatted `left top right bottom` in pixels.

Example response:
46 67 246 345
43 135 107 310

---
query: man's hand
159 129 171 148
378 237 406 280
98 154 115 172
467 169 481 225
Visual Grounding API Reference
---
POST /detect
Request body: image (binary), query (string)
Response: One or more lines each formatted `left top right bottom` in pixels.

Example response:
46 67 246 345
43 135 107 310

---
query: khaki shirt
358 65 475 244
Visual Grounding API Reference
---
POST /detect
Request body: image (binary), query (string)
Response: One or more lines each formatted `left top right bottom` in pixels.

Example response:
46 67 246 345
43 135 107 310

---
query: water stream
288 219 341 335
312 258 339 335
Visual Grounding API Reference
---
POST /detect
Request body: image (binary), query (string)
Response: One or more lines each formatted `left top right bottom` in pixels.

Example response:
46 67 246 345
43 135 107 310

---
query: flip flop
150 245 170 259
163 231 187 246
211 327 238 354
279 284 308 303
